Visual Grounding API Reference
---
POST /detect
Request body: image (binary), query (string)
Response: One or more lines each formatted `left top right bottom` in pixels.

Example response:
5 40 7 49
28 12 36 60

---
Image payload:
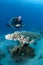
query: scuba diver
7 16 25 29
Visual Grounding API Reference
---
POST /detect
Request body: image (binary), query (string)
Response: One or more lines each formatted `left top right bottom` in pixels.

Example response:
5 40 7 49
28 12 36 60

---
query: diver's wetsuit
10 17 22 29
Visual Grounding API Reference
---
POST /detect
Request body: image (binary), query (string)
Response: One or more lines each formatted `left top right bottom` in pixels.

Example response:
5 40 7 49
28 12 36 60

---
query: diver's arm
6 23 11 27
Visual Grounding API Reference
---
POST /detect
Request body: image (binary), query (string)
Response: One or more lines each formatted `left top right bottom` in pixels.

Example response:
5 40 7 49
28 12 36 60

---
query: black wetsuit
10 17 22 29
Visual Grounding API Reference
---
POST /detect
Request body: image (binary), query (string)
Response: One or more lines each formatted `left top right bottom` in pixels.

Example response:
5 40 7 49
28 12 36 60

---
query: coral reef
8 44 35 62
5 31 41 46
5 31 41 63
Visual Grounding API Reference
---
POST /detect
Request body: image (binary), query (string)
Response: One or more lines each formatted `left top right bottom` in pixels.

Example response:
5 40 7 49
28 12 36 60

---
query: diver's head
18 16 22 21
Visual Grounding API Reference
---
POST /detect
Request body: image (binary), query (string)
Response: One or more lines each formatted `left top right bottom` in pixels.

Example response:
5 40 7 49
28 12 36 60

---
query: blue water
0 0 43 65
